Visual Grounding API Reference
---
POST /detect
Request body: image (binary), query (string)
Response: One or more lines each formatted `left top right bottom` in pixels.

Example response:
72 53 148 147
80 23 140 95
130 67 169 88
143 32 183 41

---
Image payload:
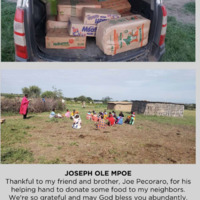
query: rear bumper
15 44 165 62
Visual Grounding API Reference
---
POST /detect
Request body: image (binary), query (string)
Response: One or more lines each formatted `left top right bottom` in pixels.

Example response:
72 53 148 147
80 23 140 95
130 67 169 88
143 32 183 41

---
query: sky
1 69 196 103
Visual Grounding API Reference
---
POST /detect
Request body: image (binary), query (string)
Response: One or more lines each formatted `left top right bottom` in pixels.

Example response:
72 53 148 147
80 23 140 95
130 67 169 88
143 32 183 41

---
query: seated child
72 114 82 129
96 115 106 129
49 108 56 118
129 112 135 125
49 108 62 118
116 116 123 125
86 111 92 120
103 110 108 119
70 110 78 119
124 115 131 124
119 111 124 117
92 112 98 122
65 109 71 118
107 114 115 126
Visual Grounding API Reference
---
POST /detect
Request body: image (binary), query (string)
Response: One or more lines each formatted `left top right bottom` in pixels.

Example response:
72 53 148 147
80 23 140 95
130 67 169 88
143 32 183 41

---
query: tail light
159 5 167 46
14 8 28 59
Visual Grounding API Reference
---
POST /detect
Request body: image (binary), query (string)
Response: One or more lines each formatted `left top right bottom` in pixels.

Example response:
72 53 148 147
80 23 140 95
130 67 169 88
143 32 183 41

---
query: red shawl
19 97 29 115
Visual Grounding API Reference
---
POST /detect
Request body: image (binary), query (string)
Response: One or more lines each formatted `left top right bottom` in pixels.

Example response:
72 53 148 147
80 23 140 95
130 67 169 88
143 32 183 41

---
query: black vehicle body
14 0 167 61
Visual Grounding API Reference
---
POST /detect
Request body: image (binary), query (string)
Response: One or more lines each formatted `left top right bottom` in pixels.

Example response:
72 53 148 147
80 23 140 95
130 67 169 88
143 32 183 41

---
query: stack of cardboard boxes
46 0 102 49
68 8 121 37
45 0 130 49
45 0 151 56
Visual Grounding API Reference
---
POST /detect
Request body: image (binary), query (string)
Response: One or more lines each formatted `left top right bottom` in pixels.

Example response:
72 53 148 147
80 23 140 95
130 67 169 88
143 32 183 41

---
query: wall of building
131 101 184 117
107 103 132 112
107 104 115 110
115 104 132 112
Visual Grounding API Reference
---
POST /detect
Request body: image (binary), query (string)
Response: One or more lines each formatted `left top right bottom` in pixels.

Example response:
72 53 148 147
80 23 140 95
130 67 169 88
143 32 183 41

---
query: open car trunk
30 0 157 61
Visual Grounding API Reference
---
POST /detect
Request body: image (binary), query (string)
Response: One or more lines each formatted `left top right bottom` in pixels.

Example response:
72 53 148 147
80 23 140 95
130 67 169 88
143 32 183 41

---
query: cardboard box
46 18 68 32
68 17 97 37
57 14 71 22
96 15 151 55
45 28 86 49
82 8 121 24
57 0 101 21
121 11 133 17
101 0 131 14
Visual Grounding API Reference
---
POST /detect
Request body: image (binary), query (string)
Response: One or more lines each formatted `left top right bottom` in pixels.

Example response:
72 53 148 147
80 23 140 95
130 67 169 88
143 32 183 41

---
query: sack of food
96 15 151 55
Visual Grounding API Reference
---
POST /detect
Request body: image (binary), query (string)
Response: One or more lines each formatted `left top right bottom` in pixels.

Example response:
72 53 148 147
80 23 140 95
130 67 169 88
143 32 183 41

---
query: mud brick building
107 102 133 112
107 101 184 117
131 101 184 117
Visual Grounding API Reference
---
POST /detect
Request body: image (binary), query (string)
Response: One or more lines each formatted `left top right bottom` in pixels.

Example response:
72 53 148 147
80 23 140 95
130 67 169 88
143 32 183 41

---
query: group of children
49 108 135 130
86 110 135 129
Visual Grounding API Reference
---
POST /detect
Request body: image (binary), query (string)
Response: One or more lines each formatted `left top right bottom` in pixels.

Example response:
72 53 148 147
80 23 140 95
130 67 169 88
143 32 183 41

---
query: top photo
2 0 195 62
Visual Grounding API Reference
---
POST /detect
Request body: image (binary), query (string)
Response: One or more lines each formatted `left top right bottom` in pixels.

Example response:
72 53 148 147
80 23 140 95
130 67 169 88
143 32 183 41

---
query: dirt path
165 0 195 24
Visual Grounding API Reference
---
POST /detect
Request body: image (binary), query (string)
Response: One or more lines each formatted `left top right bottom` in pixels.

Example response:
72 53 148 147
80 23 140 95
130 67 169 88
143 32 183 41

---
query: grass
162 16 195 62
1 120 33 146
1 102 195 164
1 148 34 164
0 111 18 117
1 119 34 163
69 142 79 146
2 103 195 127
136 110 195 127
184 2 195 14
38 156 60 164
1 0 16 62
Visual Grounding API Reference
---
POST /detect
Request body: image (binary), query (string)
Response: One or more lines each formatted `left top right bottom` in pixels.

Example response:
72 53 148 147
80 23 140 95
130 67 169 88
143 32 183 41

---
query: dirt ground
164 0 195 24
2 114 195 164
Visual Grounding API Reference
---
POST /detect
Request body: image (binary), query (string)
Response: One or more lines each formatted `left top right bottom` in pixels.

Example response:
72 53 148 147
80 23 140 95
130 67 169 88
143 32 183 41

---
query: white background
0 0 200 199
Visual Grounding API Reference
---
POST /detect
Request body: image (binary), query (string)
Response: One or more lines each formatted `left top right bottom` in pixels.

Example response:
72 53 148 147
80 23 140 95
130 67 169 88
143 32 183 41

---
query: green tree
184 103 196 110
22 86 41 97
3 93 16 99
41 87 63 99
41 91 55 98
77 95 87 102
86 97 93 103
22 87 30 96
52 86 63 99
102 96 112 104
29 86 41 97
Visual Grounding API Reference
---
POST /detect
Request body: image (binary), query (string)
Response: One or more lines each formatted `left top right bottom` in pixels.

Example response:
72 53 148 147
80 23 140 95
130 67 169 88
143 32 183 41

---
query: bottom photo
1 69 196 164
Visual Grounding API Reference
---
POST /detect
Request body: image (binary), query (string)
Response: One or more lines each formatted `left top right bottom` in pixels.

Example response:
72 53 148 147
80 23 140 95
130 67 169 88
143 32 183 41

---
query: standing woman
19 94 30 119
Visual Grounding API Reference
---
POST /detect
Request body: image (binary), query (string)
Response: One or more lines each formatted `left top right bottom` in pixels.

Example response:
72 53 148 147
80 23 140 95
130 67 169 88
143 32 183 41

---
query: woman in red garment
107 113 115 126
19 94 30 119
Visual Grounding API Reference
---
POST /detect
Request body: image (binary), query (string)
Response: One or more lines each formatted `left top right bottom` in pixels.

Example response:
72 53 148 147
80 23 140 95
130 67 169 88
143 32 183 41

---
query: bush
1 97 21 113
184 104 196 110
1 98 66 113
184 2 195 14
